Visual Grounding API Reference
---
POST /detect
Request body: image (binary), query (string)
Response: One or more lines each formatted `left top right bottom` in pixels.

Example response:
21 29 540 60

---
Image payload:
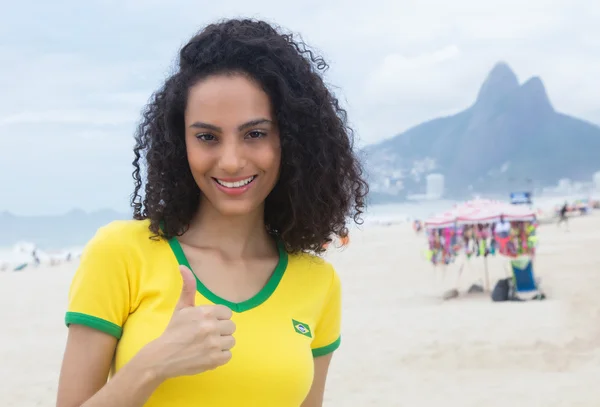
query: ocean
0 194 592 255
362 200 459 225
359 194 591 227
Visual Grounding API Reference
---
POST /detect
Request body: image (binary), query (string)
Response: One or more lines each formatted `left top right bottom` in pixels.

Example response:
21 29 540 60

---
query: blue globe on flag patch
292 319 312 338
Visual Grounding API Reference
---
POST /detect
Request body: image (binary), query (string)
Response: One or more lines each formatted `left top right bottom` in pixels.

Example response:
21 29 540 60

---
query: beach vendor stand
424 199 537 292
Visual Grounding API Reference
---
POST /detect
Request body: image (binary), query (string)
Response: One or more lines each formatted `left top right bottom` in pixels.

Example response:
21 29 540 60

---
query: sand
1 214 599 406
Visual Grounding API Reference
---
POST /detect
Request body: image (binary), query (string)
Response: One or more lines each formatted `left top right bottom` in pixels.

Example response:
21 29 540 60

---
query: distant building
594 171 600 191
426 173 444 199
557 178 572 194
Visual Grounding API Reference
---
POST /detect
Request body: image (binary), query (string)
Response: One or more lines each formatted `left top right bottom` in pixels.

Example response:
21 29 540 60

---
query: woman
57 19 368 407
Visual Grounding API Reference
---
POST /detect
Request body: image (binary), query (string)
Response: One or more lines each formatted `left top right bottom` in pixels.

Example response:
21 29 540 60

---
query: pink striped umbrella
425 199 535 228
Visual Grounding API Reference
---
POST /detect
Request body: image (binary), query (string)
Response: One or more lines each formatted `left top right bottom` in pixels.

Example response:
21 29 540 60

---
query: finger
212 304 233 320
175 265 197 311
194 305 232 320
217 350 233 366
220 335 236 351
217 319 236 336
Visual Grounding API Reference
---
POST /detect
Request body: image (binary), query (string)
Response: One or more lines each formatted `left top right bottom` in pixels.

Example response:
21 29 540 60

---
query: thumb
176 265 197 310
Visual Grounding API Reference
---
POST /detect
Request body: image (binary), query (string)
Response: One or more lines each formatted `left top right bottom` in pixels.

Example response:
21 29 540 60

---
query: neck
182 199 274 257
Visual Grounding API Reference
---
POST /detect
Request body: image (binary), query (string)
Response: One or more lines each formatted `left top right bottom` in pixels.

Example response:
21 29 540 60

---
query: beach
1 214 599 406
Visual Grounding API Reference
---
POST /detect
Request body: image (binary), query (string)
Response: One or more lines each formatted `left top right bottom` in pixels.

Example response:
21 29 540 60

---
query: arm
56 325 162 407
302 264 341 406
57 223 162 406
301 354 333 407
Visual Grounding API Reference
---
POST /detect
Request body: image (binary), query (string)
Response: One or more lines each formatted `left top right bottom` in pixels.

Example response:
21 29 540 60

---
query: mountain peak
489 61 517 79
475 62 520 107
365 60 600 201
518 76 553 112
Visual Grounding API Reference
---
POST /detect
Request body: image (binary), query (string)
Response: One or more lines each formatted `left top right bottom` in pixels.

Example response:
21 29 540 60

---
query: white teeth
215 176 255 188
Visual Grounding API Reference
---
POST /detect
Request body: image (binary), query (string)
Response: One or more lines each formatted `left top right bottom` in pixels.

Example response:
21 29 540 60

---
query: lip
214 175 257 182
212 175 257 196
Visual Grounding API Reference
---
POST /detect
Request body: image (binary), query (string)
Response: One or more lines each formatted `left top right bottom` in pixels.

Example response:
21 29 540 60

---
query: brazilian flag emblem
292 319 312 338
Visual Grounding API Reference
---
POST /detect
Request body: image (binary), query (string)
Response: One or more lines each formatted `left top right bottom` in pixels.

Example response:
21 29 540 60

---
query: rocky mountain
364 62 600 199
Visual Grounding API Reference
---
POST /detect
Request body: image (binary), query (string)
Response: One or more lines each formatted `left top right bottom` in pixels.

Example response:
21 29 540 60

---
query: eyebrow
189 118 272 132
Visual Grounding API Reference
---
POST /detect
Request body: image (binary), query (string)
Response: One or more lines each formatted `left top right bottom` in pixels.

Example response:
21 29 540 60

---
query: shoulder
286 252 339 290
93 219 153 241
288 252 335 272
89 219 156 247
82 219 159 258
73 219 165 295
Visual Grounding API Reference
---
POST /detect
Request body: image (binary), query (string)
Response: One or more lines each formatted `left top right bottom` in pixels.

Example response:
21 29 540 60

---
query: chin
210 200 263 217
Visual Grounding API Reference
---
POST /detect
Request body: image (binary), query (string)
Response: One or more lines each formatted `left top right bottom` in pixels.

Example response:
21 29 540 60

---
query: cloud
1 0 599 214
0 126 134 215
0 109 138 127
350 0 600 141
364 45 462 104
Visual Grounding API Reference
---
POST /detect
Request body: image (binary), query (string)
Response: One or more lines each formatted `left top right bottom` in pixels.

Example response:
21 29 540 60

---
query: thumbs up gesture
147 265 236 380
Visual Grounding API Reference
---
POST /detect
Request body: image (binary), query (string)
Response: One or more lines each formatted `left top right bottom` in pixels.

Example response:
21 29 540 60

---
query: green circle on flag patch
292 319 312 338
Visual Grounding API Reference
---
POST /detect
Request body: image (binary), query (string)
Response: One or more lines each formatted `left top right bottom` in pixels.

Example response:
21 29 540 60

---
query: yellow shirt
65 220 341 406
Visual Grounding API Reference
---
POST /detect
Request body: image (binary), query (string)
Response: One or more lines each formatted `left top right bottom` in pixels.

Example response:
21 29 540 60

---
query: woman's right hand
143 265 236 380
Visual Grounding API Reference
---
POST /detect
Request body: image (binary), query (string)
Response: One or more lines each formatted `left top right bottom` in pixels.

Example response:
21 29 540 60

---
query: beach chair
509 256 545 300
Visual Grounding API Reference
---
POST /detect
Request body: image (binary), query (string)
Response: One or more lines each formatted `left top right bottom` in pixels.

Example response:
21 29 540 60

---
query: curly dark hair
131 18 368 254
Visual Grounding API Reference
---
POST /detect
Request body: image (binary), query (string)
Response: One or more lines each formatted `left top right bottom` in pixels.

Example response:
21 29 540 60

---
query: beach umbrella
425 199 536 227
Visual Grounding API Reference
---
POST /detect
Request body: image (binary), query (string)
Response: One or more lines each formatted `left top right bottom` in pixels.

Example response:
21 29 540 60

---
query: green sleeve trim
312 336 341 357
65 312 123 339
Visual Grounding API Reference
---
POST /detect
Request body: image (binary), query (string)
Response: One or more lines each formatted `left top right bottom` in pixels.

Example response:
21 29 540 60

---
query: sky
1 0 599 215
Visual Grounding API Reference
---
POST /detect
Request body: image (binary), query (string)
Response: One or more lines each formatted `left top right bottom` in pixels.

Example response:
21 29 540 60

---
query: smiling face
184 73 281 217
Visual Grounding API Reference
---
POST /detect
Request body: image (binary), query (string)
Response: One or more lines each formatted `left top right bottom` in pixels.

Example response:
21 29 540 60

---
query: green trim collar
167 237 288 313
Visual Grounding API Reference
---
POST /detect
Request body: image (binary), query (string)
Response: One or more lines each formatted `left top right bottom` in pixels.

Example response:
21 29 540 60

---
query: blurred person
557 201 569 231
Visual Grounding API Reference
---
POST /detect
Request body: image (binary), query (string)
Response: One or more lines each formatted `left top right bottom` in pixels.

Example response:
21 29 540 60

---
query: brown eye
246 131 266 139
196 133 217 142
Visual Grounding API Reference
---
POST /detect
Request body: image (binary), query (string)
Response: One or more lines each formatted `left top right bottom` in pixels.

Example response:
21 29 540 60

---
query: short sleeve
64 224 131 339
311 267 342 357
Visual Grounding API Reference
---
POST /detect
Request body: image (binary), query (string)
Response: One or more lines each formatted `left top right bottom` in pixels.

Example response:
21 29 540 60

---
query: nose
218 138 246 174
